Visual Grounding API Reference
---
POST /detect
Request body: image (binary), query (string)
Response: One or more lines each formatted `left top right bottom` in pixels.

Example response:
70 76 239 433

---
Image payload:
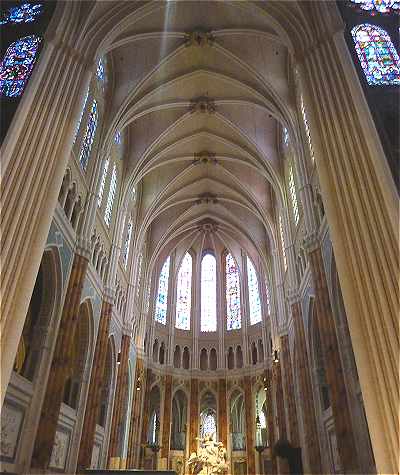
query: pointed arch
201 253 217 332
225 252 241 330
154 256 170 324
175 252 192 330
247 257 262 325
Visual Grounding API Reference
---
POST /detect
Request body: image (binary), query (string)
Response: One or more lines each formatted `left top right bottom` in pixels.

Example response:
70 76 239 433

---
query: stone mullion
189 378 199 453
280 335 299 446
265 370 277 474
108 334 131 464
31 252 89 468
161 375 173 459
243 376 256 475
273 361 287 441
292 301 322 474
127 357 145 468
301 34 398 473
308 246 357 472
218 379 228 448
1 44 92 402
77 299 113 471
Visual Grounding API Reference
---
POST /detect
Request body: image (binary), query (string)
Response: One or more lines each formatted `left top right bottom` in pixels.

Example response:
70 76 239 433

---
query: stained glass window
289 166 299 225
226 253 241 330
259 411 267 428
201 253 217 332
136 253 143 299
265 280 271 315
1 3 43 25
123 219 133 268
96 58 105 81
300 95 315 162
155 256 170 324
79 99 98 171
176 253 192 330
115 130 121 144
200 411 217 439
104 163 117 226
283 127 289 146
97 157 109 206
352 24 400 85
0 35 40 97
74 88 89 142
247 257 262 325
349 0 400 14
279 215 287 271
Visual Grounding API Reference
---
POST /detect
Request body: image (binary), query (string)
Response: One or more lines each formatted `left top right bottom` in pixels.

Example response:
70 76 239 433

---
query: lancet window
201 253 217 332
155 256 170 325
351 24 400 85
279 215 287 271
79 99 98 171
247 257 262 325
96 58 105 81
104 163 117 226
97 157 109 207
74 88 89 142
0 35 41 97
289 166 299 225
226 252 241 330
176 253 192 330
0 3 43 25
123 219 133 269
300 95 315 163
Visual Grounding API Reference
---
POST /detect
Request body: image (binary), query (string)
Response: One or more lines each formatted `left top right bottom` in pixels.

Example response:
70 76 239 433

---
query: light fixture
273 350 279 363
117 351 121 365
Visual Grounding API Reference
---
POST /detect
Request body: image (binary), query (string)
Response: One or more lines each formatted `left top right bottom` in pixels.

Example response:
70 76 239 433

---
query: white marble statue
187 434 229 475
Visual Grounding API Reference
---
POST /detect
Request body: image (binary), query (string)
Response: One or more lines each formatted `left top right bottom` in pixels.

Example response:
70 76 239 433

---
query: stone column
1 27 93 403
160 374 173 462
291 300 322 474
218 379 228 448
265 370 277 474
280 335 299 446
273 361 287 441
140 369 153 453
77 296 113 471
31 252 89 469
127 357 145 468
189 378 199 453
307 242 358 472
243 376 256 475
108 334 131 465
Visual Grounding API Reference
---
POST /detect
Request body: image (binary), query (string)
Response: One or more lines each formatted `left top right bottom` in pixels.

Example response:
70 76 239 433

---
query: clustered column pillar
189 378 199 454
307 242 358 473
273 360 287 441
160 374 173 466
291 299 322 474
31 252 89 469
127 357 145 468
280 335 299 447
77 295 113 471
265 369 277 474
243 376 256 475
218 379 228 448
108 333 131 467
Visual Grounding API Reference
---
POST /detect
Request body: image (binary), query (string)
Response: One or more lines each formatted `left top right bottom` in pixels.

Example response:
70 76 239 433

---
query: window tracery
348 0 399 14
1 3 43 25
0 35 40 97
201 253 217 332
104 163 117 226
247 257 262 325
352 24 400 85
226 252 241 330
155 256 170 325
176 252 192 330
79 99 98 171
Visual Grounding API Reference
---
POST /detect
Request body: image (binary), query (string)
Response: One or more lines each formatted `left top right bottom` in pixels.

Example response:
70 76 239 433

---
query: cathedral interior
0 1 398 474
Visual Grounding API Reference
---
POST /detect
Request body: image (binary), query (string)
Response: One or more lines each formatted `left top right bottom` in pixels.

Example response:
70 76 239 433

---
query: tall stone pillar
218 379 228 448
139 368 153 458
189 378 199 453
265 370 277 475
161 375 173 460
31 252 89 469
307 243 358 472
77 297 113 471
108 334 131 465
280 335 299 446
127 357 145 468
291 300 322 474
243 376 256 475
273 361 287 441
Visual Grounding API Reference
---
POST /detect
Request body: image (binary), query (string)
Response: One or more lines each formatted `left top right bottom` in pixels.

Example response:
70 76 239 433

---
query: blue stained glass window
352 24 400 85
97 156 109 206
247 257 262 325
104 163 117 226
289 166 299 225
175 253 192 330
114 130 121 144
155 256 170 324
283 127 289 146
96 58 105 81
226 253 241 330
79 99 98 170
1 3 43 25
349 0 399 14
201 253 217 332
74 88 89 142
0 35 40 97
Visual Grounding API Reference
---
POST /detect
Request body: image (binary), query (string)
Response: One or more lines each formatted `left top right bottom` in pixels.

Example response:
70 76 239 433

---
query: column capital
286 287 301 306
122 322 133 337
103 286 115 304
302 230 320 253
75 235 92 260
